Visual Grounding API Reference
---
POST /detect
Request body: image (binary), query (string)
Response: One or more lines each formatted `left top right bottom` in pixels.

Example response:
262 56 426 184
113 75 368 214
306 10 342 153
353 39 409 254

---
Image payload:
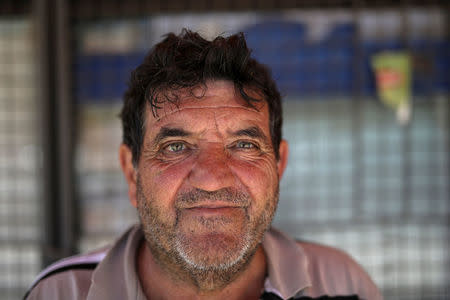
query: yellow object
372 52 412 124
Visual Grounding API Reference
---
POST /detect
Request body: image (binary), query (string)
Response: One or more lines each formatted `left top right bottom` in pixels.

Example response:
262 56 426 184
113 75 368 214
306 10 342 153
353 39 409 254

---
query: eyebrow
152 126 269 146
230 126 269 144
153 127 192 145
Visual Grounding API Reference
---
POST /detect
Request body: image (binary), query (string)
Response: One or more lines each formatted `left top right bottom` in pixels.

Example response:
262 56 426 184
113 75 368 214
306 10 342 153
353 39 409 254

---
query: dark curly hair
121 29 282 167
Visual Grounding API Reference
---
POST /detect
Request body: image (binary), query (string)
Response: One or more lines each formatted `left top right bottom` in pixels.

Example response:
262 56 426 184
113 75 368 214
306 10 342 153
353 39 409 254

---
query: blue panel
74 52 146 103
74 23 448 101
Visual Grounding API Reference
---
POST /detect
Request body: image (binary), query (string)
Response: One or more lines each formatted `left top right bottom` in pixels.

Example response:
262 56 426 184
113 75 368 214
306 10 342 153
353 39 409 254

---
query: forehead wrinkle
152 105 262 123
213 110 225 141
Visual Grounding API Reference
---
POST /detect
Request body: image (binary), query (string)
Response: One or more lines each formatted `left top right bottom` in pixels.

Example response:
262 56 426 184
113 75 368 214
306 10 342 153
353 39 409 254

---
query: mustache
175 188 250 208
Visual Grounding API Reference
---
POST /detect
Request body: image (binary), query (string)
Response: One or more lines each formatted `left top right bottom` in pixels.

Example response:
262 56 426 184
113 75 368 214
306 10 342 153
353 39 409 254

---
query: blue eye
236 141 255 149
166 142 186 152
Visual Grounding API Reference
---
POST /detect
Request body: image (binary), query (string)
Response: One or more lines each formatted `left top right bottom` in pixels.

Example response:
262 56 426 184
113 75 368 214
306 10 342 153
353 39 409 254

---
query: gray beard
136 179 279 291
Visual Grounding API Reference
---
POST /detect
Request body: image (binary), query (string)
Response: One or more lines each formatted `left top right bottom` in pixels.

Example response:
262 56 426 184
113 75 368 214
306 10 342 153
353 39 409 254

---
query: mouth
181 203 246 217
179 201 247 210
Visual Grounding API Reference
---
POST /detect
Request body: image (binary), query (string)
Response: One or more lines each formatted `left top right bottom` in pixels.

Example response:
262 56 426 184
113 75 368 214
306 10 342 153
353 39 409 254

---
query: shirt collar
87 225 145 300
87 225 311 300
262 227 311 299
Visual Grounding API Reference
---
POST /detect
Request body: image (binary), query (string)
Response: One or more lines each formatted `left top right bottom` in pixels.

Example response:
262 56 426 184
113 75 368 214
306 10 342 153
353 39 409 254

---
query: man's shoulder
264 228 382 299
266 228 369 276
26 268 95 300
297 240 363 271
24 247 108 300
295 240 381 299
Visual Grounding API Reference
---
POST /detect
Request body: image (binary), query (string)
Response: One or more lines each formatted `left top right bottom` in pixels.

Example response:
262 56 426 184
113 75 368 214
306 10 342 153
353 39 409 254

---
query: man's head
119 30 288 290
120 29 283 166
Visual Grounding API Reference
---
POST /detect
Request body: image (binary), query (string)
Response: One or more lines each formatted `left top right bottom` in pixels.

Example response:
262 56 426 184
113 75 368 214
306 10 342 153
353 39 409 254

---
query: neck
137 240 267 300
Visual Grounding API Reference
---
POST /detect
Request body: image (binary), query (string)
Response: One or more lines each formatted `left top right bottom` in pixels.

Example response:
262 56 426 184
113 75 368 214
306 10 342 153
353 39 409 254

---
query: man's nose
187 146 235 192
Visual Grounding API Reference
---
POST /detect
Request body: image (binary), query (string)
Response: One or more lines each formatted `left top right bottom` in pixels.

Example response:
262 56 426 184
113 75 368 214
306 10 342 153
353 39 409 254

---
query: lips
186 206 242 215
182 203 246 218
180 201 246 210
187 207 241 214
175 188 250 210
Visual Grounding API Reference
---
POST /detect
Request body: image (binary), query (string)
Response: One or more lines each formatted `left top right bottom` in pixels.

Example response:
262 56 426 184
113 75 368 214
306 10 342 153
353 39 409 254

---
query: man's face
121 80 288 280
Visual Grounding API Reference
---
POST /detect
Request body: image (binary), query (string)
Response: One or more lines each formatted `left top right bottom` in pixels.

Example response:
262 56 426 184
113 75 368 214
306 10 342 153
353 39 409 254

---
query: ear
119 144 138 207
277 139 289 179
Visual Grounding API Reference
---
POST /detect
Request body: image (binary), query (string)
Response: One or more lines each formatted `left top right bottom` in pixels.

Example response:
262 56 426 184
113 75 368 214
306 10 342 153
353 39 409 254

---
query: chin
175 229 252 271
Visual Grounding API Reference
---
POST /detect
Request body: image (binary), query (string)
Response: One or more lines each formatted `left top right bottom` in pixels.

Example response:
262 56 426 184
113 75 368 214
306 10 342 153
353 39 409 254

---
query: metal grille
0 1 448 299
0 18 40 300
276 97 449 299
72 7 449 299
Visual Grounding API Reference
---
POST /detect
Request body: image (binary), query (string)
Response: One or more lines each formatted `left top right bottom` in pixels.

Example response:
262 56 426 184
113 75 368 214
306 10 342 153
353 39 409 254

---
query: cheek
230 157 278 203
139 158 194 204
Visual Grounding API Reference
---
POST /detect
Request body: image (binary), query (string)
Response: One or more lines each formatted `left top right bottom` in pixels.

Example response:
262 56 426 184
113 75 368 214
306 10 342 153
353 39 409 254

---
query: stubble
136 177 279 291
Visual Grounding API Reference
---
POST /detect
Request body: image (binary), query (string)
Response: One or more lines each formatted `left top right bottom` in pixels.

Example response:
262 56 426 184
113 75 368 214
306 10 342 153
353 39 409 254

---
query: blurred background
0 0 448 299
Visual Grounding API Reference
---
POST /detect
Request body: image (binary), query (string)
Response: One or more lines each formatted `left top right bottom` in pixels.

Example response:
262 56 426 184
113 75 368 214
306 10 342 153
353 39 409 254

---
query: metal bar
351 0 364 221
34 0 77 268
444 4 450 294
276 214 450 229
34 0 58 268
55 0 77 258
68 0 446 19
400 0 411 219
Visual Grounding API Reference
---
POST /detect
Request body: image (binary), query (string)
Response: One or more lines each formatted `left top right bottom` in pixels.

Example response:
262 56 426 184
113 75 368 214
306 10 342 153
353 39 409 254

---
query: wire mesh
0 18 40 300
71 6 449 299
0 1 448 299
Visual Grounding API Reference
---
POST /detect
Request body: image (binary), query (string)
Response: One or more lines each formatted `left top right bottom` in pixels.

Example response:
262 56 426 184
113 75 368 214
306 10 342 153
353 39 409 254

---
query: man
26 29 382 300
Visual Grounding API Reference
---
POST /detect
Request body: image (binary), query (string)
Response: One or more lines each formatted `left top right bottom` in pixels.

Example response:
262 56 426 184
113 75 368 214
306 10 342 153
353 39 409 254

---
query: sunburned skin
151 81 266 123
119 80 289 300
154 104 265 122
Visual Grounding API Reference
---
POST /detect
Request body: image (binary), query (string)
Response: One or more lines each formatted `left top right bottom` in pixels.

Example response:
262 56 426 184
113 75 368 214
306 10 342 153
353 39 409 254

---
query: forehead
146 80 269 129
